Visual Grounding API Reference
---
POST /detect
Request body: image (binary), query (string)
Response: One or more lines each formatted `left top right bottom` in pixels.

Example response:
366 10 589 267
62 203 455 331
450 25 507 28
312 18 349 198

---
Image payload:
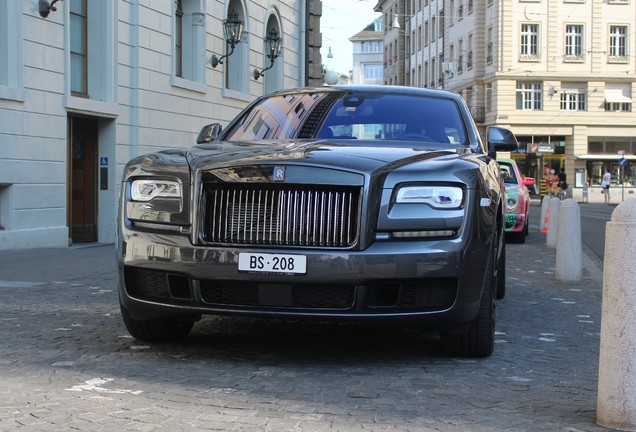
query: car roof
497 158 516 164
266 85 465 103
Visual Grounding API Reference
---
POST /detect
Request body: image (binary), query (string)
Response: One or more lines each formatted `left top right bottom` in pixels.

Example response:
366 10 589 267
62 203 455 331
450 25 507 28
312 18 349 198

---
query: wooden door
69 117 98 243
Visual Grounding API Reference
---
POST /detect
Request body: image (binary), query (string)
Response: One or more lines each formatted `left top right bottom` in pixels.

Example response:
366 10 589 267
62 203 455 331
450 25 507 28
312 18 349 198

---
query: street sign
619 157 628 167
100 157 109 166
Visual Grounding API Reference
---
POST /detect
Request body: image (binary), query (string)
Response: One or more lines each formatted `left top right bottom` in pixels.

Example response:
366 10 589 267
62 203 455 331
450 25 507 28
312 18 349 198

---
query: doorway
68 116 98 243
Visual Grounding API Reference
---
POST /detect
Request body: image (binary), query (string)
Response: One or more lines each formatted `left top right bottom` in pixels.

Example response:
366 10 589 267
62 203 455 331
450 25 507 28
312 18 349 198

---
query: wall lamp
253 27 283 80
211 10 244 68
39 0 62 18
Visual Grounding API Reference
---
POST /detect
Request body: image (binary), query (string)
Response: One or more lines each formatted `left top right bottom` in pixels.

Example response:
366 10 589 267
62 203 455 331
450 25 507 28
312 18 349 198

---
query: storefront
510 135 566 196
508 134 636 202
581 137 636 187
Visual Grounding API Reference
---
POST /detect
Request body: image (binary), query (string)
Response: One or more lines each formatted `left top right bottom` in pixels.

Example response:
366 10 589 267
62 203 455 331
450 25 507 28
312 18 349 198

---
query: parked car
117 85 518 357
497 158 534 243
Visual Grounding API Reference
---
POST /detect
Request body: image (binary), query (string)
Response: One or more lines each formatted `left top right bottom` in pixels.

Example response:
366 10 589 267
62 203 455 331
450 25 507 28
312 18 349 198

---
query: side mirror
487 126 518 157
196 123 222 144
523 177 536 186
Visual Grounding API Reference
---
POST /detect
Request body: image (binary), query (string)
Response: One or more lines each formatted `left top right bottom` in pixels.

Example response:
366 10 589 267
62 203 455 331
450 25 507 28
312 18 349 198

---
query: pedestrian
601 168 611 204
557 168 568 197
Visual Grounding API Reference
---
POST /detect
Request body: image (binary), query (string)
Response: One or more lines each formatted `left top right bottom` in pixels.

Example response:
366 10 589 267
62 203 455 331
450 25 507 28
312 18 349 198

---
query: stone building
374 0 636 200
349 17 384 85
0 0 324 250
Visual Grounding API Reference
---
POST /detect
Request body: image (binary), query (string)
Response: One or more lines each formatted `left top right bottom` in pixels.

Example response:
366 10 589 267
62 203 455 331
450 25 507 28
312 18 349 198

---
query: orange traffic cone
542 207 549 233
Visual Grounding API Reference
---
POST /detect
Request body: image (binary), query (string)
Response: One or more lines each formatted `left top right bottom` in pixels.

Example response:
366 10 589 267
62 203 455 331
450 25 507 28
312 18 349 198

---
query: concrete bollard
546 197 560 249
540 196 550 233
555 199 582 282
597 199 636 430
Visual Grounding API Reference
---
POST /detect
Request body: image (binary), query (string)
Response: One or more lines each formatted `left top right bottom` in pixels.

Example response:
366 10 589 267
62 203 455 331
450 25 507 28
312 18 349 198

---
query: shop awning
604 89 632 104
576 154 636 160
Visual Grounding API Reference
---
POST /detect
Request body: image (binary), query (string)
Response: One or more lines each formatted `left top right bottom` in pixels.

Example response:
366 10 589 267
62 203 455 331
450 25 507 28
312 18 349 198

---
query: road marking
66 378 142 395
0 281 45 288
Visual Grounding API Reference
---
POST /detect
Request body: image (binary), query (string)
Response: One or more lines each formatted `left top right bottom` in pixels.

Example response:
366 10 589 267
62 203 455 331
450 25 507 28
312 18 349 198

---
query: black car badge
273 166 286 182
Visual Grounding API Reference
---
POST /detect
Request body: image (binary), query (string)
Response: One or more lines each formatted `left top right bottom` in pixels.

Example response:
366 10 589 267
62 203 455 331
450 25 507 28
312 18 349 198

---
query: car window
500 163 518 184
222 91 468 146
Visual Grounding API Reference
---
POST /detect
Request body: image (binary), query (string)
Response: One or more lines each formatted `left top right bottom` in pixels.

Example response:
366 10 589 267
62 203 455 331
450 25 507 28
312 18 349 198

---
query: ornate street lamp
211 10 244 68
253 27 283 80
39 0 62 18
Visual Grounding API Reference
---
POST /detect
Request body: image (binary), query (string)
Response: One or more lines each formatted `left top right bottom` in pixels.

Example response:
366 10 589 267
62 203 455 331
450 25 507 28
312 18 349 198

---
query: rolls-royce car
118 85 518 357
497 158 535 243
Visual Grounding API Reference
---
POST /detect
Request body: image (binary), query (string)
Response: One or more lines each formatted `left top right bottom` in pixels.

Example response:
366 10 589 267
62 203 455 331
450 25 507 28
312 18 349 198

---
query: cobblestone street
0 228 613 431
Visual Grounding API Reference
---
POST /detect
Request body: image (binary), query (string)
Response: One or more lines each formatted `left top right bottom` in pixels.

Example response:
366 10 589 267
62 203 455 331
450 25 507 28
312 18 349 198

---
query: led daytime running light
131 180 181 202
396 186 463 208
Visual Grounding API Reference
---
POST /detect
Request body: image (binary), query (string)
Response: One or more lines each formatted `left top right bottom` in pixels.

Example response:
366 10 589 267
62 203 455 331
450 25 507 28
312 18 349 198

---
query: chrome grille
201 184 361 247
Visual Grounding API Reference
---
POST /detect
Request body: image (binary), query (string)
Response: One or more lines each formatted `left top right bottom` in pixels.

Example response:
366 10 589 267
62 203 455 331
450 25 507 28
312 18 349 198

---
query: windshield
222 91 468 146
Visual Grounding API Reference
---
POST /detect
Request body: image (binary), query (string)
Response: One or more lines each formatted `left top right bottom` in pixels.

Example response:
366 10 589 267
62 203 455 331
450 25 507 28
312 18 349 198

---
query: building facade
374 0 636 200
0 0 324 250
349 17 384 85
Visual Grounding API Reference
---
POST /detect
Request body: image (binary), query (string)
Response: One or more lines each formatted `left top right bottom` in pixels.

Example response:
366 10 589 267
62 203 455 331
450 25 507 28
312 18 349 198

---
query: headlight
130 179 181 202
506 195 519 210
395 186 463 209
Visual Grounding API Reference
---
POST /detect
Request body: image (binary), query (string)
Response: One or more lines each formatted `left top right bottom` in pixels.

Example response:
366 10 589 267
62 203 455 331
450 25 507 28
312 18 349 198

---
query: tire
496 236 506 300
120 302 195 342
441 234 496 358
506 230 525 244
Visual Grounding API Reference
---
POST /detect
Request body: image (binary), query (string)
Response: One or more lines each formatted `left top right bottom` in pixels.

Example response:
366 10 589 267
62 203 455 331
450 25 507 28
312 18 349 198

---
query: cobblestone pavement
0 217 616 431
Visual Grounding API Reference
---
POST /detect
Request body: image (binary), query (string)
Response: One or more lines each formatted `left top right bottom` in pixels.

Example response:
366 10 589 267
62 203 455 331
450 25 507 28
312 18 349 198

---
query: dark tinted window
223 91 467 145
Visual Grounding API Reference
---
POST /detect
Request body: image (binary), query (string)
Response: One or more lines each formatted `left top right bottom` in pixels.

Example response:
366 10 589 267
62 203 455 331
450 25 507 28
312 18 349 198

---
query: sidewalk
0 243 116 284
537 186 635 205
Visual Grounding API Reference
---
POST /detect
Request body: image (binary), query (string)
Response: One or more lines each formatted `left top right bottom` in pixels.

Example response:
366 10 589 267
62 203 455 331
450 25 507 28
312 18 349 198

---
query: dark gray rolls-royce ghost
117 85 518 357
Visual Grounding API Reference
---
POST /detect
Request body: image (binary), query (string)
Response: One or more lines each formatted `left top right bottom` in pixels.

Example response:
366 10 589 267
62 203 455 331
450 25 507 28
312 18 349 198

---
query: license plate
238 253 307 275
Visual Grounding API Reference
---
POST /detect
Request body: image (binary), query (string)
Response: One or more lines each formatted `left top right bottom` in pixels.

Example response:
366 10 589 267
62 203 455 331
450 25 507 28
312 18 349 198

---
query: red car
497 158 535 243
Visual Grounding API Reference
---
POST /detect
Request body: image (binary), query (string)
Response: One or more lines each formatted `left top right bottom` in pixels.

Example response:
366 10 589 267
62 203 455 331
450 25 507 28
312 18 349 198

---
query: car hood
187 139 467 175
503 183 523 195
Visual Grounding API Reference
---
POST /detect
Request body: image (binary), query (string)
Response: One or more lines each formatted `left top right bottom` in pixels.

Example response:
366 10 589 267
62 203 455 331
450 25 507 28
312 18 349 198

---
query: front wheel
441 235 496 357
120 302 195 342
506 229 525 244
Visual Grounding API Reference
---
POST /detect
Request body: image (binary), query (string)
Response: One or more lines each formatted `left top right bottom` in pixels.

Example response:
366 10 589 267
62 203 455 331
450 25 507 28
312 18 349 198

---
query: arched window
173 0 206 91
225 1 248 93
67 0 116 103
0 0 24 101
262 14 283 94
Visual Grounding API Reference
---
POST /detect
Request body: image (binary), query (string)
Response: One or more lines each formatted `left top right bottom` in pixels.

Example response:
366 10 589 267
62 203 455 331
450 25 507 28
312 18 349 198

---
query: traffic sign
619 157 628 167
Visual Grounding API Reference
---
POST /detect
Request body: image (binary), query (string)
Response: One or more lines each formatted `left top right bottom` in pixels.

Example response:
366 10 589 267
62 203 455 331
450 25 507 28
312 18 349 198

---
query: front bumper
118 230 490 329
505 213 526 232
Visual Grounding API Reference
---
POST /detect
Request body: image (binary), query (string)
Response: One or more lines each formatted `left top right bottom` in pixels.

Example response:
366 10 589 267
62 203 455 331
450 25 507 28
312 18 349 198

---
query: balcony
519 53 541 62
564 53 585 62
608 55 629 64
470 106 485 123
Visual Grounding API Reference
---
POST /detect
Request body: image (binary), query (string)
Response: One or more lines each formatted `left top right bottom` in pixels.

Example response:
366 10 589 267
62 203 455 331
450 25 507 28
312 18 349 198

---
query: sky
320 0 381 75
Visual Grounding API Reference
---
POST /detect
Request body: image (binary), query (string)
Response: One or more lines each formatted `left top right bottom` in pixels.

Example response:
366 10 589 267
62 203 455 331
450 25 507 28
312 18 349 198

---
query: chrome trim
200 184 361 248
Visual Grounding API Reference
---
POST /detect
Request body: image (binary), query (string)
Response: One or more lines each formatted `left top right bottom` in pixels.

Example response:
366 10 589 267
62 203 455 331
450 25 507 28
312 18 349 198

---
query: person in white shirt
601 169 611 204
